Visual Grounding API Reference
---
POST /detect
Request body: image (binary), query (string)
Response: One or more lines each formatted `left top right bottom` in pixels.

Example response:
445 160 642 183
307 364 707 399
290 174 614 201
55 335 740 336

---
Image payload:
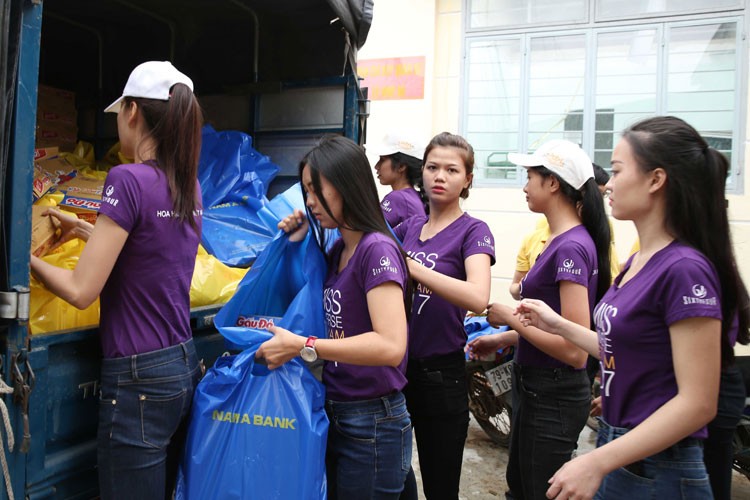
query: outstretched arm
30 214 128 309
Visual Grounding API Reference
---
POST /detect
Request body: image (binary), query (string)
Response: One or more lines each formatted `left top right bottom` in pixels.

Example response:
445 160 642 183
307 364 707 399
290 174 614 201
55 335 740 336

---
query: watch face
300 347 317 362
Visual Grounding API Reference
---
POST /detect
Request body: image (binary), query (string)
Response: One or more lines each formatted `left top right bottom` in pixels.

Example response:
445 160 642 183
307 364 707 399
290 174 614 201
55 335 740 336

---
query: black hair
125 83 203 230
423 132 475 199
592 163 610 187
534 166 612 302
623 115 749 366
388 151 429 214
299 135 413 309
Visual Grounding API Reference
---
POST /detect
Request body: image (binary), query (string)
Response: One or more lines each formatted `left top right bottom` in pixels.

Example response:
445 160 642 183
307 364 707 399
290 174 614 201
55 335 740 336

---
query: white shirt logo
380 256 391 267
382 200 391 207
483 235 491 244
692 284 707 298
105 185 114 196
563 259 575 270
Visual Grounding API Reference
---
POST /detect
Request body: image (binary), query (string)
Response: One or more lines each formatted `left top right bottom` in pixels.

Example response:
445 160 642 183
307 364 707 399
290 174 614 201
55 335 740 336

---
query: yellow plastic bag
190 244 249 308
29 238 100 334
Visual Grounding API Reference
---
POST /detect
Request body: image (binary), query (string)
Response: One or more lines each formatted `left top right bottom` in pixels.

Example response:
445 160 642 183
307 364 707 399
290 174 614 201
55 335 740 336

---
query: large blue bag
213 224 327 350
175 335 328 500
198 125 282 267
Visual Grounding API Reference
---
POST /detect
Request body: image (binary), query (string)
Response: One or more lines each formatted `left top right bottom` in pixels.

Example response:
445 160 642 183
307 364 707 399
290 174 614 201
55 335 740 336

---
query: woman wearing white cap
31 61 203 499
515 117 748 500
369 132 428 227
468 139 611 500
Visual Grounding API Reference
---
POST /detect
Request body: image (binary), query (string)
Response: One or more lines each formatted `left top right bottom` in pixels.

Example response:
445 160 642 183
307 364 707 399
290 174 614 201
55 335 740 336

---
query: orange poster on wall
357 56 425 100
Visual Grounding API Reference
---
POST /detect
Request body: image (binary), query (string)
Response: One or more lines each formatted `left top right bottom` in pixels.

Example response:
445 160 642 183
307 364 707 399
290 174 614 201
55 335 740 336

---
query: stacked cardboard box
36 84 78 151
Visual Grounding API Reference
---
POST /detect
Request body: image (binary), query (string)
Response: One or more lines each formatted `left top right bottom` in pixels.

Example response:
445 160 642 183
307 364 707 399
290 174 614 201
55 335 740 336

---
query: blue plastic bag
464 316 511 361
175 335 328 500
198 125 279 207
198 125 283 267
214 225 327 351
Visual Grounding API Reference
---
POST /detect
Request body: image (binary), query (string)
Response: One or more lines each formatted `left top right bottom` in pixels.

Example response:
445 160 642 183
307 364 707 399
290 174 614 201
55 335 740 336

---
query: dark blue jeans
97 339 201 500
326 391 412 499
595 418 712 499
704 365 746 500
403 352 470 500
506 362 590 500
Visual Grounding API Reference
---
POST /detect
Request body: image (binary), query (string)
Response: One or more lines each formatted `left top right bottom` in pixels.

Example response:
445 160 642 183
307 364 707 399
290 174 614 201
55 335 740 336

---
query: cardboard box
34 146 59 161
31 206 59 257
32 164 56 202
35 156 77 185
38 84 76 104
55 174 104 225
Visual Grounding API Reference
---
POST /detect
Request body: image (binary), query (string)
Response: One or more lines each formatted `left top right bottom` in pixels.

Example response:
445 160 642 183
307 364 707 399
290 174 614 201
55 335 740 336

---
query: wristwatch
299 336 318 362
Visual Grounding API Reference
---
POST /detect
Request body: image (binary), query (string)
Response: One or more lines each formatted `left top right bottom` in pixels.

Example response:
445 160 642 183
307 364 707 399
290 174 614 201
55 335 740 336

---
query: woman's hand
44 208 93 248
514 298 565 335
255 326 304 369
486 302 514 328
590 396 602 417
546 453 605 500
465 330 518 360
277 209 308 242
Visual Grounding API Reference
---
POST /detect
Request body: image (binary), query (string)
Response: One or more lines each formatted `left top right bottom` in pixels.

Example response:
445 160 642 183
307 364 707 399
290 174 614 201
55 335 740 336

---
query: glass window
469 0 587 30
465 38 522 181
528 35 587 152
594 29 659 167
462 5 744 191
667 22 737 173
597 0 742 20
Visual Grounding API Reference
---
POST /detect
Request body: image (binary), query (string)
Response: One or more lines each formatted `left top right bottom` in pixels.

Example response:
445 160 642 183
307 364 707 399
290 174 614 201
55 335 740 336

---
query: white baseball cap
366 132 426 161
508 139 594 190
104 61 194 113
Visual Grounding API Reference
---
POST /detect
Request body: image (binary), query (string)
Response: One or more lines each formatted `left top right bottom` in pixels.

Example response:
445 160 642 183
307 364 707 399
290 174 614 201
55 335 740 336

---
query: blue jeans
326 391 412 499
704 365 746 500
506 362 590 500
403 351 469 500
97 339 201 500
595 418 713 499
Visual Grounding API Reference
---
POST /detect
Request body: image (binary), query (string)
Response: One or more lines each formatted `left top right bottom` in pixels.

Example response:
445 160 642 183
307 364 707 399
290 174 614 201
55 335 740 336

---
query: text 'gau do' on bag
175 338 328 499
213 226 327 350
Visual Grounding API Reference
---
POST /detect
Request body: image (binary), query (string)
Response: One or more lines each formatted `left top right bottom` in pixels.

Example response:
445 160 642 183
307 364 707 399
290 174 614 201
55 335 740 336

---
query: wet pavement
411 416 750 499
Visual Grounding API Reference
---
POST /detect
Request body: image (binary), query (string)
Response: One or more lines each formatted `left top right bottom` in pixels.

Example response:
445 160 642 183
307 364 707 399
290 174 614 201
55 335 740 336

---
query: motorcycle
464 316 514 447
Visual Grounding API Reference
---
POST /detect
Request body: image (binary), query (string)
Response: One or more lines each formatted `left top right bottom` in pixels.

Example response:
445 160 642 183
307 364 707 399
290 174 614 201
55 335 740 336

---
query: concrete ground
411 416 750 499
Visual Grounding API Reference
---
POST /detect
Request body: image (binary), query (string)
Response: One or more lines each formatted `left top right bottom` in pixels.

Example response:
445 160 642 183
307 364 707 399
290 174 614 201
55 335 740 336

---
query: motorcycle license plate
485 361 513 396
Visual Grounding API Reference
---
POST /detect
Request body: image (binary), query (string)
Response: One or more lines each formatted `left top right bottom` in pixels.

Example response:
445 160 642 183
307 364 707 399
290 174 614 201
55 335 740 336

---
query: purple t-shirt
97 163 202 358
322 232 409 401
381 188 426 228
517 225 598 368
395 213 496 359
595 241 721 438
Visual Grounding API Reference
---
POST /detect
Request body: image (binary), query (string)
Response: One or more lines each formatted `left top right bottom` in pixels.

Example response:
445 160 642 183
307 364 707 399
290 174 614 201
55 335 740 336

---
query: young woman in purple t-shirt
257 135 413 499
468 139 612 500
30 61 204 499
370 132 429 228
516 116 749 500
393 132 495 500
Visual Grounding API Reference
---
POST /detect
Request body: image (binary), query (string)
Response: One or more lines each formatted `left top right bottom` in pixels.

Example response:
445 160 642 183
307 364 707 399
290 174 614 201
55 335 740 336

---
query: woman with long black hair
469 139 611 500
516 116 749 499
258 135 413 499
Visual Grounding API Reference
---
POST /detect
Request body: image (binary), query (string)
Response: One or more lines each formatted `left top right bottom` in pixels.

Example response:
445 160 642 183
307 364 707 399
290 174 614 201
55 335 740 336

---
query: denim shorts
97 339 201 500
325 391 412 499
595 418 712 500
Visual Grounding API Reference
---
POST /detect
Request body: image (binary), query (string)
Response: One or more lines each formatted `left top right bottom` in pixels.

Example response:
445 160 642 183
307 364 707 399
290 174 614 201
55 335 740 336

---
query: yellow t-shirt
515 218 620 284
